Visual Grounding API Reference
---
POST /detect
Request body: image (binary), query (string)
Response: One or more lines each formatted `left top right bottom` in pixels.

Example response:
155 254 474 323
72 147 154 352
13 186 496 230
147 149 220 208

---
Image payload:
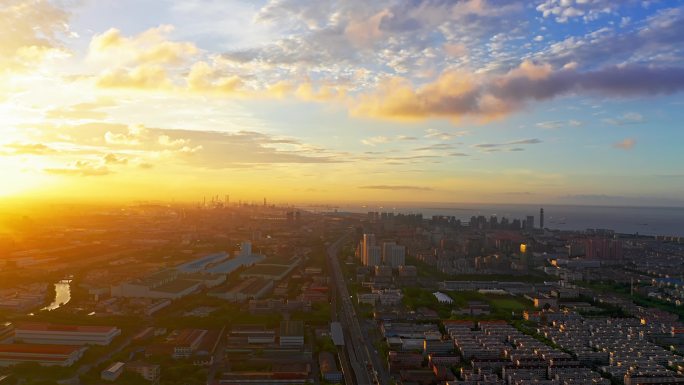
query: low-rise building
279 320 304 348
208 278 273 303
0 343 85 367
126 361 160 382
101 361 125 381
319 352 343 383
169 329 208 359
0 324 14 344
14 323 121 346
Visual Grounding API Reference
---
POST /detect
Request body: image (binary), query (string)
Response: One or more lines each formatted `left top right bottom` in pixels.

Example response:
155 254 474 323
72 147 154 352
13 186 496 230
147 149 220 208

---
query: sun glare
0 158 50 198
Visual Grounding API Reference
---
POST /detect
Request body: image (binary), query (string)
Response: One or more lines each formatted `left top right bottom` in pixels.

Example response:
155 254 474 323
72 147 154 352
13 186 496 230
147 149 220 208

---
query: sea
330 203 684 237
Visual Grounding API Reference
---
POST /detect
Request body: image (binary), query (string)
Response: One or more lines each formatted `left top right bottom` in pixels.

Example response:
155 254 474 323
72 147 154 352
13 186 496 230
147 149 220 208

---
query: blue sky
1 0 683 205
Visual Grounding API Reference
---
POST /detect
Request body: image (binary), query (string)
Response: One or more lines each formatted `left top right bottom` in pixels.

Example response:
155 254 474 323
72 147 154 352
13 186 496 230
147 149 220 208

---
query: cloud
45 101 113 120
89 25 199 66
509 138 543 145
103 153 128 165
186 61 243 95
0 142 56 155
361 136 391 146
603 112 644 125
536 120 582 129
352 61 684 122
45 161 111 177
32 120 342 169
613 137 636 150
534 6 684 68
359 185 433 191
474 138 543 148
414 143 456 151
90 25 199 89
444 43 467 57
70 3 684 120
535 121 564 129
425 129 468 140
345 9 391 48
97 64 173 90
536 0 619 23
158 135 190 147
104 124 148 146
0 0 70 73
149 129 343 167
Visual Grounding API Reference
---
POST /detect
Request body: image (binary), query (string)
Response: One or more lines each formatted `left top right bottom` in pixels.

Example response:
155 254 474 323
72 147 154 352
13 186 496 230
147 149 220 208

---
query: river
42 279 72 311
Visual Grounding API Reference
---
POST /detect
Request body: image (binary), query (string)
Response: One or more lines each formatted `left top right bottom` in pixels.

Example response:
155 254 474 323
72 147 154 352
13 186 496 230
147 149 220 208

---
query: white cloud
603 112 644 125
361 136 391 146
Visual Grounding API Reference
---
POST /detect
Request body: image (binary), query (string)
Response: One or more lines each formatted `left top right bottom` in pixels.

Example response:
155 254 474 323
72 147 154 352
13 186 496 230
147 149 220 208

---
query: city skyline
2 0 684 205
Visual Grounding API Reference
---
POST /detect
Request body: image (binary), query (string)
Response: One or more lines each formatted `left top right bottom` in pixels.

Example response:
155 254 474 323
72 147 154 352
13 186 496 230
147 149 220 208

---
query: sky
1 0 684 206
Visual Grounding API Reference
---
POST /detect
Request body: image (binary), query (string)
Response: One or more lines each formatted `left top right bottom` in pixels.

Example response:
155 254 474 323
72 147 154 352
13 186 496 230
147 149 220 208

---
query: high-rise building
525 216 535 230
362 234 376 266
585 238 623 259
490 216 498 229
382 242 406 268
367 246 382 267
540 208 544 229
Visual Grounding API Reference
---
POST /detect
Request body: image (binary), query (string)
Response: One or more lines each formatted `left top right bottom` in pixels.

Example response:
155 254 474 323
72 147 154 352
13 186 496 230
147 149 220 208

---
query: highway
327 231 386 385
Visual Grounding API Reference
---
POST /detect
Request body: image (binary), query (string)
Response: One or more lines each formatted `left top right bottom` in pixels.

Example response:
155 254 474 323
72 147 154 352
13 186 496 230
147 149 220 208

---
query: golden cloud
89 25 199 66
97 64 173 90
0 0 69 73
90 25 198 89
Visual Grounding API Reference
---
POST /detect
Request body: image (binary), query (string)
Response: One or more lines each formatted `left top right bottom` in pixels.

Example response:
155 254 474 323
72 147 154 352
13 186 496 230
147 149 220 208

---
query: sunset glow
1 0 684 206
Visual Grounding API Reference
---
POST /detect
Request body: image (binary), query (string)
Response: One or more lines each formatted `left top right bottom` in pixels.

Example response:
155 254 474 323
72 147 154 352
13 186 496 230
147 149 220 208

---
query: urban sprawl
1 203 683 385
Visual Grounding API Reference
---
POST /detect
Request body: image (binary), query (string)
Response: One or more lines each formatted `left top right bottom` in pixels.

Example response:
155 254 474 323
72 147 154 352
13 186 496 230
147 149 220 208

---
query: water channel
41 279 72 311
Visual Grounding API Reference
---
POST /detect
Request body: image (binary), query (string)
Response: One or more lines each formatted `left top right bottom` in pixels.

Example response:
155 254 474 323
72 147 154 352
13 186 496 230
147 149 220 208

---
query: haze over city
2 0 684 206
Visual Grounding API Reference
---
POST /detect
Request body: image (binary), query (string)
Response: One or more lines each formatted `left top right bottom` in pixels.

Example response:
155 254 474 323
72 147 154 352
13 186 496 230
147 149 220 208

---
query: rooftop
280 320 304 337
0 343 83 355
16 323 118 334
242 264 291 276
154 279 200 294
104 361 125 373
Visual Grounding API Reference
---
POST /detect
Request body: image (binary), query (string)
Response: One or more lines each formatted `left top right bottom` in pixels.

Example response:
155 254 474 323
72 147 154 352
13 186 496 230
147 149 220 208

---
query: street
327 231 388 385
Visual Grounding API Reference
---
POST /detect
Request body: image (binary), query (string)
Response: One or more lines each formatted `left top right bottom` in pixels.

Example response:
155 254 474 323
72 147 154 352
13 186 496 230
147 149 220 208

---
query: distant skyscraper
585 238 623 259
490 215 498 229
540 208 544 229
525 215 535 230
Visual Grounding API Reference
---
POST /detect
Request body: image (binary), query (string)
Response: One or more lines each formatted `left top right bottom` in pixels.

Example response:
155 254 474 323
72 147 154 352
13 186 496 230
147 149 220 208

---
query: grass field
447 291 533 319
489 297 529 312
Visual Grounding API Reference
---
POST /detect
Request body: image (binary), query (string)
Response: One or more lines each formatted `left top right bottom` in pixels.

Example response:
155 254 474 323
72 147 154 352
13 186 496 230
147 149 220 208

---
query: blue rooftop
176 252 229 273
206 254 265 274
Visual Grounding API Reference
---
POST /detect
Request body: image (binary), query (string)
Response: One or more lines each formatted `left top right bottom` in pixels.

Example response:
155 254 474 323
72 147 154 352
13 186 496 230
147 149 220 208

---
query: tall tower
362 234 376 266
540 208 544 230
